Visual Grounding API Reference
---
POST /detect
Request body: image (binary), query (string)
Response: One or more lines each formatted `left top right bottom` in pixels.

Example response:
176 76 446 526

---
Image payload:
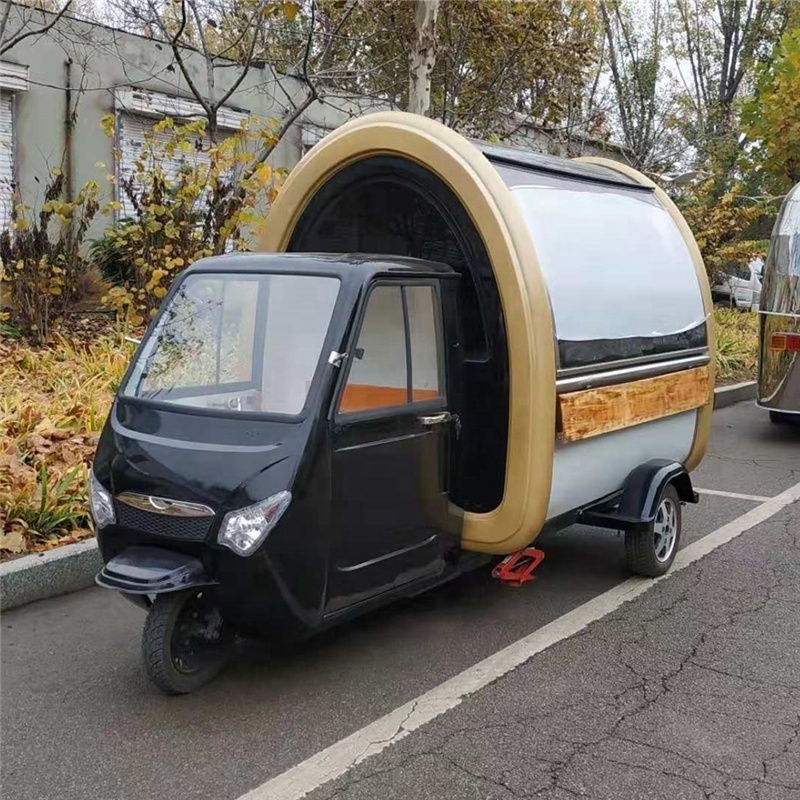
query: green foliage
744 27 800 191
677 179 769 281
88 224 137 286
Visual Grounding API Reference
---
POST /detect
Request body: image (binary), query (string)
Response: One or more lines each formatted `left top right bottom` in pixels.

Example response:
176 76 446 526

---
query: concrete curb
0 539 101 612
714 381 757 409
0 381 760 613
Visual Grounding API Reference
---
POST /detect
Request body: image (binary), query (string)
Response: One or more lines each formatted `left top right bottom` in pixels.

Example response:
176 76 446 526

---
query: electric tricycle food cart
92 112 714 693
757 181 800 423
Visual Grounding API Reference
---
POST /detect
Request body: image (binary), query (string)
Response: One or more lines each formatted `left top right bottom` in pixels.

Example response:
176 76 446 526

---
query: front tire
142 589 233 694
625 484 681 578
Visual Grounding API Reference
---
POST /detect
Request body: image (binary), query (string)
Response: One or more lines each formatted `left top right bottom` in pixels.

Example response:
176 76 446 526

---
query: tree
599 0 684 171
743 27 800 190
408 0 439 116
110 0 312 144
670 0 790 181
314 0 601 139
0 0 74 57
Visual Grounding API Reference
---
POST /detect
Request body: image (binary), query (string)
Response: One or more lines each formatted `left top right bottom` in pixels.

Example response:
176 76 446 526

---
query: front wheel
142 588 233 694
625 484 682 578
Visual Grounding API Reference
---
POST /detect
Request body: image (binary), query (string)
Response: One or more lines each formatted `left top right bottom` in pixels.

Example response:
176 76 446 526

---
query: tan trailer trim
258 111 556 554
558 365 711 443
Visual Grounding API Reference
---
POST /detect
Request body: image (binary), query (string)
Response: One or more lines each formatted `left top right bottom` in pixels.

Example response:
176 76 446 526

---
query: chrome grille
115 502 213 541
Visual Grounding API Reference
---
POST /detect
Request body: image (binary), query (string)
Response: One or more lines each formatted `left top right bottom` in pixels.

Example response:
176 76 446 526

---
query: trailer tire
625 484 681 578
142 589 233 695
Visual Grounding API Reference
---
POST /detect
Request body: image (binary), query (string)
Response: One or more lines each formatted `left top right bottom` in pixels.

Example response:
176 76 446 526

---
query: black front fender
96 546 216 595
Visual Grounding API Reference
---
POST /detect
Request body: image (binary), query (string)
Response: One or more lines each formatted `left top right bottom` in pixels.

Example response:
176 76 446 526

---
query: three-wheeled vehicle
93 112 714 693
757 181 800 423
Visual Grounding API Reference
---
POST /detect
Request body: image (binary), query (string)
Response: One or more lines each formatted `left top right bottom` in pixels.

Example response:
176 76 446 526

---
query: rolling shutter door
0 92 13 229
117 114 215 220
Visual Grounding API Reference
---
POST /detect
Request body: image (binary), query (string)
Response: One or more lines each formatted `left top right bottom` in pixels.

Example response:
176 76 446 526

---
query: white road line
239 481 800 800
696 487 773 503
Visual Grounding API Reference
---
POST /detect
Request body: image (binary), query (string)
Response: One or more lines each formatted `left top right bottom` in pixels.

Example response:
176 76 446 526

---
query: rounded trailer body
757 182 800 419
260 111 714 556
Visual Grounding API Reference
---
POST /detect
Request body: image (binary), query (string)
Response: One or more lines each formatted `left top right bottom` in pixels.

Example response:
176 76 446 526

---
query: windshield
123 272 340 415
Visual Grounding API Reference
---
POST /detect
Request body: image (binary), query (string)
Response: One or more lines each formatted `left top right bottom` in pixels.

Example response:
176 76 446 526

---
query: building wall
0 1 358 235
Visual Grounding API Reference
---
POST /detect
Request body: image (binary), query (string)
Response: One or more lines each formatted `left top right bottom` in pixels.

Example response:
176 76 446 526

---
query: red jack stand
491 547 545 587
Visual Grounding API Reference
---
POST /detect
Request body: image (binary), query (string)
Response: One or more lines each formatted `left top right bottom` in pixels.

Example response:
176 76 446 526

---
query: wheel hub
171 591 227 674
653 497 678 562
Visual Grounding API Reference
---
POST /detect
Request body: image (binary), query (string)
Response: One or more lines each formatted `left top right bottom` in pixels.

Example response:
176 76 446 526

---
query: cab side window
339 284 443 415
407 285 441 402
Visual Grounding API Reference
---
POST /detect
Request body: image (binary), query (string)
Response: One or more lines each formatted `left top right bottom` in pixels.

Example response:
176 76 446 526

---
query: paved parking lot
2 401 799 800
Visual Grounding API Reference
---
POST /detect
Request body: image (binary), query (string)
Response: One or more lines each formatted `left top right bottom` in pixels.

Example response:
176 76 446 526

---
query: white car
711 258 763 310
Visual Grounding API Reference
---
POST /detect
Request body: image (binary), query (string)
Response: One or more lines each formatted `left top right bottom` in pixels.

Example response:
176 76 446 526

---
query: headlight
89 470 116 529
217 491 291 556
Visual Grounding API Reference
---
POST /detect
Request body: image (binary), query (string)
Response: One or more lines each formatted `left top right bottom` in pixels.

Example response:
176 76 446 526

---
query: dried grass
0 329 134 558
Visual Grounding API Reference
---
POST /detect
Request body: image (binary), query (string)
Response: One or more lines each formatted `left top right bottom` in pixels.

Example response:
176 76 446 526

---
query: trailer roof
476 142 650 191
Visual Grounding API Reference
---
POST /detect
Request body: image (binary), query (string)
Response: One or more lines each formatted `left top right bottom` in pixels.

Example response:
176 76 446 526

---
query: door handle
418 412 452 426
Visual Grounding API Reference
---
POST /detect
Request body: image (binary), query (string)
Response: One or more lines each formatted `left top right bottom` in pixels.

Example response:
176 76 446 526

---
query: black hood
95 400 310 511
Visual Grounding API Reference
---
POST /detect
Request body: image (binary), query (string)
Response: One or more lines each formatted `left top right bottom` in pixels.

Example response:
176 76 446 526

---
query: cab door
326 281 454 614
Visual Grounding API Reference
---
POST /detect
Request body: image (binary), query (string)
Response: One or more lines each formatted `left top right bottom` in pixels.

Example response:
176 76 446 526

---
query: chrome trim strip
116 492 215 518
556 354 710 394
336 534 439 572
556 347 709 379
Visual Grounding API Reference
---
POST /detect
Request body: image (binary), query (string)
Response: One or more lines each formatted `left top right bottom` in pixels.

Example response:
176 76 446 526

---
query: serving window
339 283 443 415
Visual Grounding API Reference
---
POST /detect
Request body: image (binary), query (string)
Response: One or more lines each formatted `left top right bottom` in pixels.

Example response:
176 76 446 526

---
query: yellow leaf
255 162 272 186
283 1 299 21
100 114 116 138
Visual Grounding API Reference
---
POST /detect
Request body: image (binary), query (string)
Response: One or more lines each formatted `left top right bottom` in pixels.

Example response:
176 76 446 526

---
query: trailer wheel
625 484 681 577
142 589 233 695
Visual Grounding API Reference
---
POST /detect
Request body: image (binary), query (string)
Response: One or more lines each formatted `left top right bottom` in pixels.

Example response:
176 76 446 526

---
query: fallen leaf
0 529 26 553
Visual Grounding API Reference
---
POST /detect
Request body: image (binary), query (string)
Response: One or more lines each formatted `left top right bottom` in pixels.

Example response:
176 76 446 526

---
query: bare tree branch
0 0 74 57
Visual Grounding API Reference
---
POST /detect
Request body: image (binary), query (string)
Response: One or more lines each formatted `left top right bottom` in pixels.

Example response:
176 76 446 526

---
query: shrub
0 331 134 557
88 223 137 286
100 116 285 324
714 307 758 384
0 170 101 344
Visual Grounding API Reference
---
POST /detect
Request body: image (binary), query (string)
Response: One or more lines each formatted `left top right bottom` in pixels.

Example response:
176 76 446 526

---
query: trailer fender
618 459 698 526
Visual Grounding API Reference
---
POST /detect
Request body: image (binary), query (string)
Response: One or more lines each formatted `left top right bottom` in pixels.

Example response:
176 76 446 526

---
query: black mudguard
579 459 698 532
96 546 216 595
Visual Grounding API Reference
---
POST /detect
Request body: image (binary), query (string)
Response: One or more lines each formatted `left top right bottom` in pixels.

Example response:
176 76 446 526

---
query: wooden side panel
558 366 711 443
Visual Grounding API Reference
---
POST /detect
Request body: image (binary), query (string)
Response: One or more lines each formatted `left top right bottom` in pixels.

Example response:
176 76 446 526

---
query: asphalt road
2 402 799 800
